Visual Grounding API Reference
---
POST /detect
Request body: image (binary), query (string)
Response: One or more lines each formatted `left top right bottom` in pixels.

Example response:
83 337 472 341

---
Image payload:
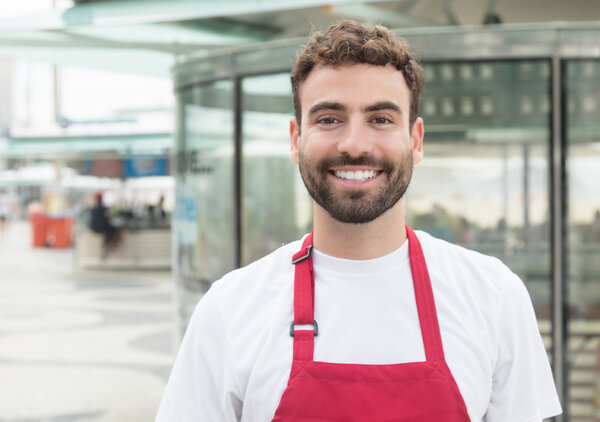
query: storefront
173 23 600 421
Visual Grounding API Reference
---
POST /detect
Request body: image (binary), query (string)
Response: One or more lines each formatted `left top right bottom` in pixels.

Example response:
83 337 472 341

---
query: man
157 21 562 421
89 192 121 257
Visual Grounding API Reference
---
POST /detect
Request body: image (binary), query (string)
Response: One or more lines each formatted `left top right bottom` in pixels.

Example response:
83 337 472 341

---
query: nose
336 118 374 157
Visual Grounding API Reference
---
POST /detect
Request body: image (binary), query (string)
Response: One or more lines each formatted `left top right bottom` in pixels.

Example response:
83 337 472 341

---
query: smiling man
156 21 562 422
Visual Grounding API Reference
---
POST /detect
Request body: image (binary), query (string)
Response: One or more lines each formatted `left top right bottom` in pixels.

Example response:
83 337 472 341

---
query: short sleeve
486 272 562 421
155 287 242 422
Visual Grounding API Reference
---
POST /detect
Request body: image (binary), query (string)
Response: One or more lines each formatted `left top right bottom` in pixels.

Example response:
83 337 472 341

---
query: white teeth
334 170 376 181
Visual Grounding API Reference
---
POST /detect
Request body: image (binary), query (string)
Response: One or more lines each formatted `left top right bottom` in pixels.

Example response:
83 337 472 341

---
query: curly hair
291 20 424 129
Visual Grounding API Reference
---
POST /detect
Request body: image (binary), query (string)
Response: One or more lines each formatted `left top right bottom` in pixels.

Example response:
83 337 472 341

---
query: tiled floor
0 221 175 422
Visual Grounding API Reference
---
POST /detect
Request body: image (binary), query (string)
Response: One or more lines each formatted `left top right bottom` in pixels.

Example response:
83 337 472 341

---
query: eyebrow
307 101 403 116
308 101 347 116
363 101 403 114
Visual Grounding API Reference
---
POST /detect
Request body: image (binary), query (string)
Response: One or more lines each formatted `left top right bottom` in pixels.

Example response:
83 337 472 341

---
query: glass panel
173 79 235 333
406 60 553 353
240 73 312 265
566 59 600 422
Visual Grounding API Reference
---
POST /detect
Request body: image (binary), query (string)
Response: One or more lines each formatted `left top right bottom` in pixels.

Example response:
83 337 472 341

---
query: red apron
271 226 470 421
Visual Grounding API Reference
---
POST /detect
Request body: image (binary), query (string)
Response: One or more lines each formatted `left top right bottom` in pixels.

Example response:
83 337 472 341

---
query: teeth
334 170 376 181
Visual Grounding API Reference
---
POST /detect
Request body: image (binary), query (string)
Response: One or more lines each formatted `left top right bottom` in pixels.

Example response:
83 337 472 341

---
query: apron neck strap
406 225 446 361
291 232 316 361
290 227 446 362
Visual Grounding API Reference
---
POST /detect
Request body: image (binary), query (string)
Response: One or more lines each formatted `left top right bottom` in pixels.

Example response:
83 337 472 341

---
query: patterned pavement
0 221 175 422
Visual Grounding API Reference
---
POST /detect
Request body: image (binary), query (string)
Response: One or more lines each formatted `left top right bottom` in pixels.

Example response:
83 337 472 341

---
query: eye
317 117 340 125
371 116 392 124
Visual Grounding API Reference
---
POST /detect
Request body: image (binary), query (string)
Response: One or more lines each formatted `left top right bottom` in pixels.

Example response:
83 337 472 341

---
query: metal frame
233 77 242 268
174 21 600 90
550 53 567 422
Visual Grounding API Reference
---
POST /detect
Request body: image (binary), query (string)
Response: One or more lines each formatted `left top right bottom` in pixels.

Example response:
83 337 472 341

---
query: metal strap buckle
289 320 319 337
291 245 313 265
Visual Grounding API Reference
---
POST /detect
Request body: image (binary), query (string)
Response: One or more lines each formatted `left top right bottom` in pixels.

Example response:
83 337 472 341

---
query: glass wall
240 73 312 265
566 59 600 422
174 80 236 331
407 60 553 320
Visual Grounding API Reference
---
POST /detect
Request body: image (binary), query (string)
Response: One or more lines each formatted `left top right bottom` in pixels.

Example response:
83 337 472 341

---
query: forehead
298 63 410 110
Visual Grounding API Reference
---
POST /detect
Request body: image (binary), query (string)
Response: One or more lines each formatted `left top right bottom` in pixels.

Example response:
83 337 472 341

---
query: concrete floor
0 221 175 422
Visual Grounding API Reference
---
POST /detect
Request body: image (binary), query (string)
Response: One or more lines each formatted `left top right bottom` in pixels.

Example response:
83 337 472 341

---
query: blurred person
89 192 121 257
147 195 167 225
0 189 10 238
157 21 561 421
156 195 166 220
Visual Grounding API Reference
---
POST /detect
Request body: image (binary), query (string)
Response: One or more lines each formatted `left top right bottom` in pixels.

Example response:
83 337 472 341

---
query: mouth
330 169 382 182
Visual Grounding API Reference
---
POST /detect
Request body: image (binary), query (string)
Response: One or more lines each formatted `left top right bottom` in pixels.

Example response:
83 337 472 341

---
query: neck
312 201 407 260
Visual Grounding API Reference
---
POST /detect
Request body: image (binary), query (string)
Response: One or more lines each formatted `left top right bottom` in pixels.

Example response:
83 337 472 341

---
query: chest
239 274 495 421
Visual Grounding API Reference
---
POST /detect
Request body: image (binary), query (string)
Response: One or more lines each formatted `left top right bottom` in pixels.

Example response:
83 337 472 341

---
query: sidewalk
0 221 175 422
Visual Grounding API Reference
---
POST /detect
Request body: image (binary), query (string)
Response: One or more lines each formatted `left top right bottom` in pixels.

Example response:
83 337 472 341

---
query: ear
410 117 424 165
290 116 300 164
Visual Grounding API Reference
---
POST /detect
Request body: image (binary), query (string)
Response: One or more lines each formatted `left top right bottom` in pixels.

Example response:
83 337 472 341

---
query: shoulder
415 229 510 273
209 237 304 300
414 229 521 296
193 237 305 333
182 238 305 388
413 229 531 343
413 228 538 353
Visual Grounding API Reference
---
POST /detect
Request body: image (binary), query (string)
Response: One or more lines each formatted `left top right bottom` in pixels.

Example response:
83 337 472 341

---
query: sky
0 0 72 19
0 0 173 131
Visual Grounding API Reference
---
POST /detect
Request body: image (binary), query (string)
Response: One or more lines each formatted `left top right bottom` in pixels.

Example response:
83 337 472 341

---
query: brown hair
291 20 424 129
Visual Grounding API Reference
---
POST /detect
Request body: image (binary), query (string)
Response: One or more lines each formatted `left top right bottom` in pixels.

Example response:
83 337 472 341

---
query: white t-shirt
156 230 562 422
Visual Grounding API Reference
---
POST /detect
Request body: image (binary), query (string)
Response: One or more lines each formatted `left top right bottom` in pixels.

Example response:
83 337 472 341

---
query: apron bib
271 226 470 421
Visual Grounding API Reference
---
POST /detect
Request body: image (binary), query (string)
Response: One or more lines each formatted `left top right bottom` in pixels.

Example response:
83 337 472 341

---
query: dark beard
299 153 413 224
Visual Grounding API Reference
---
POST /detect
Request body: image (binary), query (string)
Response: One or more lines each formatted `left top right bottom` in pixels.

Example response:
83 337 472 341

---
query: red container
30 214 49 247
47 217 74 248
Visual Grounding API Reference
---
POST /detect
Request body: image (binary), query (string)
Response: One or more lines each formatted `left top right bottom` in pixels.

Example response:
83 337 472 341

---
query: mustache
316 155 395 174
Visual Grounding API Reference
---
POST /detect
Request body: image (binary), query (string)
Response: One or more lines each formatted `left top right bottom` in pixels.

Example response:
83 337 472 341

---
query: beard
298 151 413 224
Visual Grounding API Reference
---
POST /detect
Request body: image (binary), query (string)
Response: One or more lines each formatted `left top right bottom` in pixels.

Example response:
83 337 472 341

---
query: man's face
290 63 423 224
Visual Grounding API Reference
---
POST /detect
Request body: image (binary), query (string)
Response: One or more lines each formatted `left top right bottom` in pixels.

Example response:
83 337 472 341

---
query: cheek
380 135 409 156
300 135 329 158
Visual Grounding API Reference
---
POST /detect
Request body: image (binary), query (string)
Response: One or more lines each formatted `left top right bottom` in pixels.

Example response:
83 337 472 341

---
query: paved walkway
0 221 175 422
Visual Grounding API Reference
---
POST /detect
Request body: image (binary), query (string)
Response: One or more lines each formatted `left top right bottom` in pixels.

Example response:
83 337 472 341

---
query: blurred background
0 1 599 421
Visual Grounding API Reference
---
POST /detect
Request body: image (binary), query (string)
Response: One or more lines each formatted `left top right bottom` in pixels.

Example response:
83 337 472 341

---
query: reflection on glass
174 80 235 331
460 64 474 80
441 97 455 116
406 60 552 357
480 63 494 80
424 98 437 116
481 96 494 116
408 144 550 303
461 97 474 116
241 73 312 265
441 63 454 81
566 59 600 421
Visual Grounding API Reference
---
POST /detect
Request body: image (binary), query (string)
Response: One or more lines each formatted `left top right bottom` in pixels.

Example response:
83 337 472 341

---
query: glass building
173 23 600 422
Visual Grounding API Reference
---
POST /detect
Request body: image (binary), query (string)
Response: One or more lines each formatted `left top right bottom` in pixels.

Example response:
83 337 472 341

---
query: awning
0 133 172 158
0 0 428 77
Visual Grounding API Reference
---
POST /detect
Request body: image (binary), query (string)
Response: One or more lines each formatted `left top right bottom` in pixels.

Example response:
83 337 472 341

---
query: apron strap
290 228 445 363
291 232 316 361
406 225 446 362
